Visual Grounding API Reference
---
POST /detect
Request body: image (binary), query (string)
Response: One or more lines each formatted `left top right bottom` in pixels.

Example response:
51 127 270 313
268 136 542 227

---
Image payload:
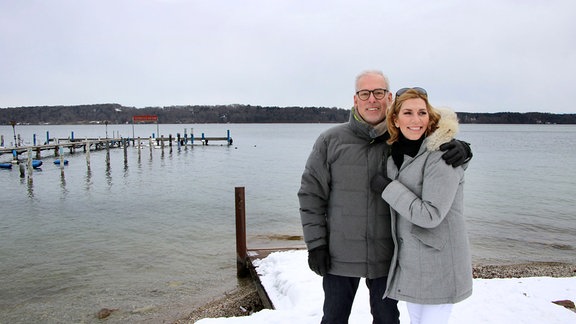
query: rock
174 283 263 323
552 299 575 309
97 308 118 319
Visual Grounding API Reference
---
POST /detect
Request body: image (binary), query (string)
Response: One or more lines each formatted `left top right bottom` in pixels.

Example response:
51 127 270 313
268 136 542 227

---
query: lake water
1 123 575 323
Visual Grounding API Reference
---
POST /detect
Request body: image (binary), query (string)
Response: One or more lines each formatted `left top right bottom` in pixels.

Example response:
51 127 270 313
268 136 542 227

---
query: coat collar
349 107 389 141
425 107 459 151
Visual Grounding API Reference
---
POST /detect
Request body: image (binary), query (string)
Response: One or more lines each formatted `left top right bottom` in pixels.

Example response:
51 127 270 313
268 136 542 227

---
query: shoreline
174 261 576 323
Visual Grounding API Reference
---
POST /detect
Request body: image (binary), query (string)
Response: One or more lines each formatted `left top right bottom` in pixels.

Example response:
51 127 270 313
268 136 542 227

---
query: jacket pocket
410 225 447 251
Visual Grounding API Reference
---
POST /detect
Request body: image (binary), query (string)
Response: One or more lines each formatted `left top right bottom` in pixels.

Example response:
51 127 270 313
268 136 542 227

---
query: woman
370 87 473 324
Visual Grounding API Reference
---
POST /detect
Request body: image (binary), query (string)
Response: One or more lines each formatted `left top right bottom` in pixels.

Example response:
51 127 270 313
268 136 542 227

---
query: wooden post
27 149 33 178
137 137 142 156
70 131 75 153
59 146 64 169
86 140 91 169
235 187 248 277
123 138 128 165
10 121 17 147
105 140 110 167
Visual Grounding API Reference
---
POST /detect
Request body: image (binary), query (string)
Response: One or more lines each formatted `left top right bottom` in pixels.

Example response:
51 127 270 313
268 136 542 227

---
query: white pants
406 302 453 324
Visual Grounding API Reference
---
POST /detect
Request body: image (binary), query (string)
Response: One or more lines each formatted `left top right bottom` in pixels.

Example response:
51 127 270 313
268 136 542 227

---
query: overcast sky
1 0 575 113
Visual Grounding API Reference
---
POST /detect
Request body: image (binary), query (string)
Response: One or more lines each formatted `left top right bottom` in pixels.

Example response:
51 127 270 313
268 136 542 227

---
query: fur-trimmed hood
425 107 459 151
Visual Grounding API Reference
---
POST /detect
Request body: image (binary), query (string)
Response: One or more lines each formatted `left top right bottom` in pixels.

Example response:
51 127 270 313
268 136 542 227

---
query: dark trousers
321 274 399 324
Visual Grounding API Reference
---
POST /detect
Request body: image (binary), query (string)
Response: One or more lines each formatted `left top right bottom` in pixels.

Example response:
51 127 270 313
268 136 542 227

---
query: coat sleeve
382 152 463 229
297 135 331 250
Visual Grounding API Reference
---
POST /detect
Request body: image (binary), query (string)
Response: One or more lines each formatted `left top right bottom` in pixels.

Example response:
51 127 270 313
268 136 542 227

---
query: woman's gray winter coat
382 108 473 304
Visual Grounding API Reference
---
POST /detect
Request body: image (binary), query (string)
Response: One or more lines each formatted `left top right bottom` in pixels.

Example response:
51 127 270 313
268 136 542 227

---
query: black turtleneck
391 133 425 169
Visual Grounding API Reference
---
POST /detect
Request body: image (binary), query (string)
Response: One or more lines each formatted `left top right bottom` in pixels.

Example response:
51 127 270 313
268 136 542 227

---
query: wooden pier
0 129 233 161
0 138 125 160
0 138 121 159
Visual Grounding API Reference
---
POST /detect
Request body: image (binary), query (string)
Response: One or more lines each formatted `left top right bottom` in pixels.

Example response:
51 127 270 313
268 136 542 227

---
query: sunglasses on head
395 87 427 98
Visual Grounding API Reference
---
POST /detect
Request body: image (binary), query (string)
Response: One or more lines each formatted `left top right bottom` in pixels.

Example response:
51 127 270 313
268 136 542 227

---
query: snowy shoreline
176 253 576 323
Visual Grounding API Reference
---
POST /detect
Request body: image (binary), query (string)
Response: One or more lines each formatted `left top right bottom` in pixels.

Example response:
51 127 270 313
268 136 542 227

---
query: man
297 70 471 324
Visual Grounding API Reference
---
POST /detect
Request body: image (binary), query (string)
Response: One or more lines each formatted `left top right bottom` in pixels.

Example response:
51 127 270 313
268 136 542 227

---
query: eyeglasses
395 87 427 98
356 88 389 101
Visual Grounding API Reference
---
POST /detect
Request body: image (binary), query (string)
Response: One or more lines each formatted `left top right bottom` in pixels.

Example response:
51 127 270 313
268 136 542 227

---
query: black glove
308 245 330 276
370 173 392 194
439 139 472 167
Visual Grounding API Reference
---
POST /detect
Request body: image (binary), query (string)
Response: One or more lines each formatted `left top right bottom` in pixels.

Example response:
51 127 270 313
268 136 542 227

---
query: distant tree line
457 112 576 124
0 104 348 125
1 103 575 125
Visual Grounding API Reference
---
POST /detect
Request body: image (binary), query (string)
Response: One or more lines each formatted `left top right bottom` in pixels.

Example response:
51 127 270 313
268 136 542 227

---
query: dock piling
86 140 91 169
123 139 128 165
59 147 64 169
235 186 249 277
27 149 33 178
105 141 110 167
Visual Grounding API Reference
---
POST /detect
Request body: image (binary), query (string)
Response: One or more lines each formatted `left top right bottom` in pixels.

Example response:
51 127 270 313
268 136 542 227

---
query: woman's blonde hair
386 88 441 145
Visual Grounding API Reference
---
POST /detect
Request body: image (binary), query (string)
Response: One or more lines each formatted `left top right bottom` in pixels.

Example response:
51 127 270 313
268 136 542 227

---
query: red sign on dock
133 115 158 122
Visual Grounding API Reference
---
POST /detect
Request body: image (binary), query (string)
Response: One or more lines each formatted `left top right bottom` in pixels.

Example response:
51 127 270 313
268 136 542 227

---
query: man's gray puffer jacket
298 108 394 279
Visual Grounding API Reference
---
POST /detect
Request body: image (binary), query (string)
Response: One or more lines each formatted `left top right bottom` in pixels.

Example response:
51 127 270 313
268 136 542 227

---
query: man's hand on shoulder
440 139 472 167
